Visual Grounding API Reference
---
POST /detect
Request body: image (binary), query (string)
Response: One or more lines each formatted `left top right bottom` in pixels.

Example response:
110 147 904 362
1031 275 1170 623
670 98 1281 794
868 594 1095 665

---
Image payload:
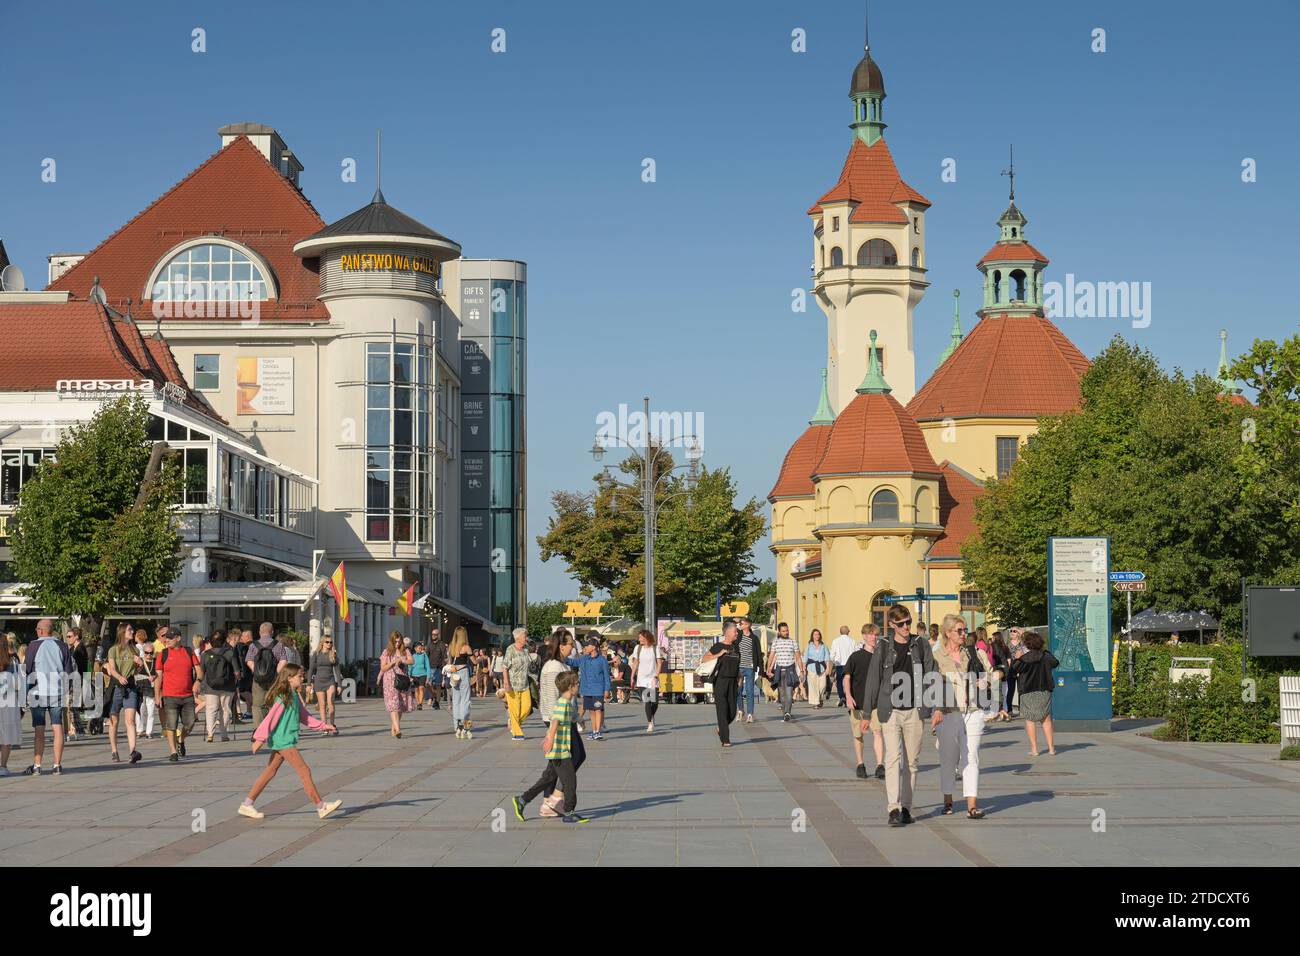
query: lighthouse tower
809 30 931 410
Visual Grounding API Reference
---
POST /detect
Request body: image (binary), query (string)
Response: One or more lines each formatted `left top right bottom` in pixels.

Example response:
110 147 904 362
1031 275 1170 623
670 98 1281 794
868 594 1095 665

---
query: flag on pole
395 582 416 616
411 592 430 611
328 562 350 623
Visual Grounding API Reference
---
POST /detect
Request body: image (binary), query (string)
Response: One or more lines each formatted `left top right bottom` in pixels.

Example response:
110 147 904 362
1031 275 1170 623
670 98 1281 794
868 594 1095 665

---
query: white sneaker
318 799 342 820
238 803 264 820
646 722 655 733
0 767 9 776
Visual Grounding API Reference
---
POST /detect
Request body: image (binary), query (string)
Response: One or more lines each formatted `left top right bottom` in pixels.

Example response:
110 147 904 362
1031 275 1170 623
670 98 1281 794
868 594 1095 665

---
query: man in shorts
155 628 200 763
23 618 75 775
843 623 885 780
576 637 611 740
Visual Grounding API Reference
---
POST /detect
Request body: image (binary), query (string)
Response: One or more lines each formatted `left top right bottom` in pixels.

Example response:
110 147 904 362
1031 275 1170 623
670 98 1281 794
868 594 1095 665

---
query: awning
1128 609 1220 633
167 580 385 609
422 594 505 636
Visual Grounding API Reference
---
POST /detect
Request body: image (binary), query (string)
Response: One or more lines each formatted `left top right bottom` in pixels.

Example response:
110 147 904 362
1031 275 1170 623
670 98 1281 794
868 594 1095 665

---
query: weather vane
1001 144 1015 201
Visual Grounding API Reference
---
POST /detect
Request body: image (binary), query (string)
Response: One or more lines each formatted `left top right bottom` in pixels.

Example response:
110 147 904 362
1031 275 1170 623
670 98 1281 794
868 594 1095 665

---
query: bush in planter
1280 744 1300 760
1155 669 1279 743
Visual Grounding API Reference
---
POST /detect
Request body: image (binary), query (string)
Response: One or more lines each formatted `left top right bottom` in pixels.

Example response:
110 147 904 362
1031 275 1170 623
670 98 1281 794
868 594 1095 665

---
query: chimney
48 252 86 284
218 122 304 187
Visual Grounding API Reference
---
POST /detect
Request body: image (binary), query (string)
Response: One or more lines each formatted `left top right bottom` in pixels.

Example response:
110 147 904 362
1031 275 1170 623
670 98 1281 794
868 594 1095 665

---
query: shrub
1280 744 1300 761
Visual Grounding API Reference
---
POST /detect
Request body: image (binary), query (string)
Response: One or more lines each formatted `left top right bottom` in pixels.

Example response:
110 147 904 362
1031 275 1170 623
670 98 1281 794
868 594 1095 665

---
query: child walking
238 664 341 821
511 670 586 823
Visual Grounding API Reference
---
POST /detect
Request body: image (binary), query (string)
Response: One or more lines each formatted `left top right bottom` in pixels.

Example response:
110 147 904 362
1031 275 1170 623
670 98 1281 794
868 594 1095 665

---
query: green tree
537 450 766 618
525 599 567 638
9 396 184 622
963 337 1258 627
740 578 776 624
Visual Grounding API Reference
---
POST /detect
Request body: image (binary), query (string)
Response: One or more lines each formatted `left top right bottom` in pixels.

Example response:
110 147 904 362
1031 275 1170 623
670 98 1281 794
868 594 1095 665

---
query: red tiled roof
0 300 221 421
908 313 1089 422
928 463 984 560
47 137 328 322
808 137 930 225
813 392 938 477
978 241 1049 266
768 424 833 499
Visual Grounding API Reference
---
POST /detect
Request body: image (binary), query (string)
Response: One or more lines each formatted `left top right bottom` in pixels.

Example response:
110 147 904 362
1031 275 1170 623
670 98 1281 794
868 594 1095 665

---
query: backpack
202 647 235 690
253 642 279 688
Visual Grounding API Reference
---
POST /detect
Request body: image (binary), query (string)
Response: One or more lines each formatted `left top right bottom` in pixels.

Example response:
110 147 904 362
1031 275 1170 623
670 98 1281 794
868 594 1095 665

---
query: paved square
2 697 1297 867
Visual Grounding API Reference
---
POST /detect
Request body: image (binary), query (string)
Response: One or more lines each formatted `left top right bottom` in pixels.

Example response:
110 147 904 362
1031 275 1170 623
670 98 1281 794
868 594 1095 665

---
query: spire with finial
1001 144 1015 202
998 144 1026 236
372 129 386 205
810 368 835 425
849 1 887 145
856 330 892 394
939 289 963 366
1216 329 1243 396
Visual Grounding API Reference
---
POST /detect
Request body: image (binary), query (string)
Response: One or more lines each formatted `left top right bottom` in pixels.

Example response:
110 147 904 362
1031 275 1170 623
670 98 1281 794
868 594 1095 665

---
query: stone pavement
1 695 1298 867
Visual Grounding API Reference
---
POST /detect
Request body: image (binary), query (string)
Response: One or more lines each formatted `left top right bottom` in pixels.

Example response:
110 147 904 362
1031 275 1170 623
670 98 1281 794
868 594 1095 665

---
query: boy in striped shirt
512 670 586 823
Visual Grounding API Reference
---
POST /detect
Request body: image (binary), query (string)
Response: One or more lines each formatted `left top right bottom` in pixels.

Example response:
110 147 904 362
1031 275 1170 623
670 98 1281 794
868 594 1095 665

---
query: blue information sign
1047 537 1113 729
1108 571 1145 582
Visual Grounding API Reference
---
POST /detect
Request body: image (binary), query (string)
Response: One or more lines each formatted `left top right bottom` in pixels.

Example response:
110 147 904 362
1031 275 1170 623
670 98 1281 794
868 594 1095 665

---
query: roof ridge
49 136 325 294
93 301 153 382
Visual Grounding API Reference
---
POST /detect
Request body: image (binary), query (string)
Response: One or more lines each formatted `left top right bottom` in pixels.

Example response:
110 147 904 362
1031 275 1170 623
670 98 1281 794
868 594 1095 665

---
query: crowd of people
1 610 1061 828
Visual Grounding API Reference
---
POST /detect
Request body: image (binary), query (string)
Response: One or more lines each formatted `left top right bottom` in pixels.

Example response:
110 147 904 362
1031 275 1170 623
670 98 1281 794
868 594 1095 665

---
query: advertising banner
1047 536 1113 728
236 357 293 415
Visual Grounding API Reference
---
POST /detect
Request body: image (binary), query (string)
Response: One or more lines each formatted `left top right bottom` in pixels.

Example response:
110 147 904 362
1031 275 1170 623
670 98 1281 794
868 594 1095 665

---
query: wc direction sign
1109 571 1145 582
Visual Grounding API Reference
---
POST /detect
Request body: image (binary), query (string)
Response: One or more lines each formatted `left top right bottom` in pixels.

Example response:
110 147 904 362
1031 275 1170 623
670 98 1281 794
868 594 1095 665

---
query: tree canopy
537 448 766 618
9 396 184 619
961 336 1287 631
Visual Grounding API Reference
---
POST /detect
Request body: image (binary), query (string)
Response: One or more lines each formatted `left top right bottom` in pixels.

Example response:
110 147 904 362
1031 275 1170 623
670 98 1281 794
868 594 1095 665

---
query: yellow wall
917 418 1038 481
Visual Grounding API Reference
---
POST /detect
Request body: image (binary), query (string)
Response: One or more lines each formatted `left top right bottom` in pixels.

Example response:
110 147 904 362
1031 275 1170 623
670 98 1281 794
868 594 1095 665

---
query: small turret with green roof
810 368 835 424
1216 329 1244 396
938 289 963 367
856 330 892 394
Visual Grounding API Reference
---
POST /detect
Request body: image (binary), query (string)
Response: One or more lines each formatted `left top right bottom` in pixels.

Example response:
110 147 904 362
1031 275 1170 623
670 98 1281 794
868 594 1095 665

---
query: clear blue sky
3 0 1297 602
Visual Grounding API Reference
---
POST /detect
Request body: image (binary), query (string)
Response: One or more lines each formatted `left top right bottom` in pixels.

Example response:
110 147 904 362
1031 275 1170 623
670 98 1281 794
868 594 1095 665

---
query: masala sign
236 357 293 415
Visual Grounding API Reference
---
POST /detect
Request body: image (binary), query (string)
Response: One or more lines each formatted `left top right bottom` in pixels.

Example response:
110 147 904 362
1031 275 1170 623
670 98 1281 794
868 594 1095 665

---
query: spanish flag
328 561 350 623
396 582 416 616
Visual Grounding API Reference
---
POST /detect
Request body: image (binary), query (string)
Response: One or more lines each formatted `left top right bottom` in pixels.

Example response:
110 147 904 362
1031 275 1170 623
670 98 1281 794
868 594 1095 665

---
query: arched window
914 486 933 524
150 242 271 301
870 590 896 631
911 247 920 268
871 488 899 521
857 239 897 267
1010 269 1028 301
992 270 1002 302
830 247 844 267
1011 227 1018 237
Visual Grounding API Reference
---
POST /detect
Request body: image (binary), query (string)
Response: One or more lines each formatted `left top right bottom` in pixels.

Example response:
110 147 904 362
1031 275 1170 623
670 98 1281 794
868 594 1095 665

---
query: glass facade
458 264 526 632
364 340 434 543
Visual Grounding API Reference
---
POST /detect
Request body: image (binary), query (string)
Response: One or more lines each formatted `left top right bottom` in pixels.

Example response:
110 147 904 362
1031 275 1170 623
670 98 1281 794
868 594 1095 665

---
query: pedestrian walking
426 630 448 710
245 623 286 728
502 627 533 740
990 631 1011 722
64 627 89 739
23 618 75 776
238 664 340 820
803 628 830 708
378 631 414 738
490 647 505 695
307 636 342 733
765 622 803 722
155 627 199 763
576 637 611 740
844 624 885 779
1008 632 1059 756
539 630 580 726
701 622 741 747
135 643 158 739
830 625 856 709
736 617 763 723
510 670 586 823
629 628 663 733
0 640 22 774
200 630 240 743
234 629 254 720
862 606 939 826
410 642 431 710
445 626 474 739
1004 627 1026 718
104 622 143 764
935 614 990 819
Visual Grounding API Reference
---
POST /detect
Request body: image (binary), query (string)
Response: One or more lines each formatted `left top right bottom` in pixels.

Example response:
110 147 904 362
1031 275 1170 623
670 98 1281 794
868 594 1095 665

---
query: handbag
392 659 411 693
695 657 718 682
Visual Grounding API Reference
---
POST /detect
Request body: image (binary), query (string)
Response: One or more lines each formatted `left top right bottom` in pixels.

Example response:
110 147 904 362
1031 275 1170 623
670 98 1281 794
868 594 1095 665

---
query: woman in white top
934 613 992 819
539 629 579 724
629 628 662 733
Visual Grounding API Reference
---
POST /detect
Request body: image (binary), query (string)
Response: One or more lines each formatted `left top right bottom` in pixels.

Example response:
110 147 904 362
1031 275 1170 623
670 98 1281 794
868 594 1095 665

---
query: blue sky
3 0 1297 602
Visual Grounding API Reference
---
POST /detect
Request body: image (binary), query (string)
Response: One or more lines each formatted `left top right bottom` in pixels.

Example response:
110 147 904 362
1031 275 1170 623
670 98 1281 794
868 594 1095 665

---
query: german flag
328 562 350 623
396 582 416 616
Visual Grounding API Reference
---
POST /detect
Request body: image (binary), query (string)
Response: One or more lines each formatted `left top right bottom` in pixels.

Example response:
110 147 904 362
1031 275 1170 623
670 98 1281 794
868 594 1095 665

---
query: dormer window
147 240 273 302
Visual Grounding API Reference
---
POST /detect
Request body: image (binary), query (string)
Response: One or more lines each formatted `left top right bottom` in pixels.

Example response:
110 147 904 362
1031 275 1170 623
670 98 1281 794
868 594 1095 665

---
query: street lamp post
590 396 702 636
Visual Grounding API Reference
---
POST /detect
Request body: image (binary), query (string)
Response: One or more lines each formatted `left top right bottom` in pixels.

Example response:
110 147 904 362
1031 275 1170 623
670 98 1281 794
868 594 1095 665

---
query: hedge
1112 641 1300 744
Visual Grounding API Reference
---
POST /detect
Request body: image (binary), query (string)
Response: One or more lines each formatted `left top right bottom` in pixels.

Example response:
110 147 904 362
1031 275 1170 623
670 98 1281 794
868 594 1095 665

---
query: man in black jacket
862 605 940 826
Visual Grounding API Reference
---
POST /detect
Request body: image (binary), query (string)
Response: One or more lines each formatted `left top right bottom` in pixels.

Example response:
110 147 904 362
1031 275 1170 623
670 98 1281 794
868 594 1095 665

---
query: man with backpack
245 622 284 728
201 630 241 743
154 627 200 763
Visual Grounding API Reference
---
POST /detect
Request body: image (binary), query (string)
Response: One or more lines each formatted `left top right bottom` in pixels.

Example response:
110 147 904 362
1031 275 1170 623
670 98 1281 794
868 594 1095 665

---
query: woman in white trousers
933 614 991 819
